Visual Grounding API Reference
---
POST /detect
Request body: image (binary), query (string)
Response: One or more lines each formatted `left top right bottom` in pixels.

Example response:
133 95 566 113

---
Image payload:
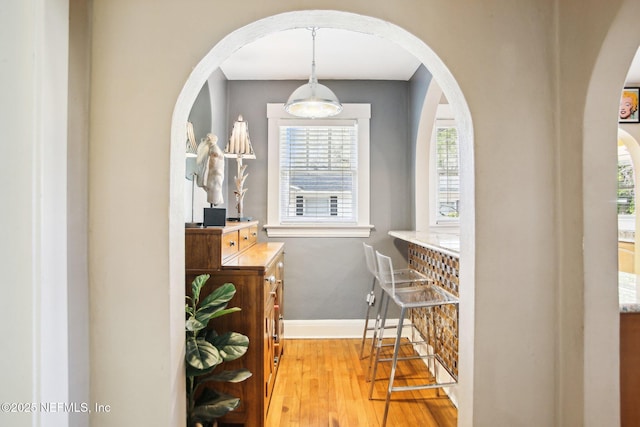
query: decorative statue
193 132 225 206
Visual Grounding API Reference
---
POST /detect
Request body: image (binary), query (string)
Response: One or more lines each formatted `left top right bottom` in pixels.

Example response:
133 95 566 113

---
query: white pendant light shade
284 28 342 119
285 79 343 118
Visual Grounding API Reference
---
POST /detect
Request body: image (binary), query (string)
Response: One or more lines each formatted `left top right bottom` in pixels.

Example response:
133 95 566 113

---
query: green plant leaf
211 332 250 361
185 277 251 424
195 307 241 326
185 316 205 333
195 283 241 326
191 274 211 304
208 306 242 320
191 389 240 422
199 368 252 384
198 282 236 313
185 336 222 370
186 361 217 379
185 304 194 317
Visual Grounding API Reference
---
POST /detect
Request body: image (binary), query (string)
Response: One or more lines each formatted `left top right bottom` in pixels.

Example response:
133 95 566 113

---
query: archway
170 9 475 422
583 1 640 425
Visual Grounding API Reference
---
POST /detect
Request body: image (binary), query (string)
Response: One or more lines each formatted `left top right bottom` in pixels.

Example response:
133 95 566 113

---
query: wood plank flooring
266 339 457 427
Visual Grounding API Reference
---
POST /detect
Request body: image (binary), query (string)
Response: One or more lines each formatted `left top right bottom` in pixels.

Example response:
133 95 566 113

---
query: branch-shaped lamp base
226 157 252 222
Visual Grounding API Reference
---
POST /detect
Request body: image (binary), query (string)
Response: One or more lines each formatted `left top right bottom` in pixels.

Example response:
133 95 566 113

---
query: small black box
203 208 226 227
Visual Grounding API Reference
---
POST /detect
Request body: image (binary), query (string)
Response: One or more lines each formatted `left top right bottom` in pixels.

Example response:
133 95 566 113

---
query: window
265 103 372 237
430 104 460 225
618 142 635 243
280 124 356 222
618 144 635 216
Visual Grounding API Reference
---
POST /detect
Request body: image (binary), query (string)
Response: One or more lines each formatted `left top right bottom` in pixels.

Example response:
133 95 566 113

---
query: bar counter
389 230 460 383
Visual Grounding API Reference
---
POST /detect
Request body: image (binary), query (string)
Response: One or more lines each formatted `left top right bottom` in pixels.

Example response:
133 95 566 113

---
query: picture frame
619 87 640 123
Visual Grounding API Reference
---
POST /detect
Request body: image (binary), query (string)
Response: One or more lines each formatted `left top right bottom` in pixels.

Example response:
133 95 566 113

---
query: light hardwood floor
266 339 457 427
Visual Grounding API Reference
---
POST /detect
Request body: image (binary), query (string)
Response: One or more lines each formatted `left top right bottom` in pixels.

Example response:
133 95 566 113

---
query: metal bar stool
359 242 429 359
369 250 459 427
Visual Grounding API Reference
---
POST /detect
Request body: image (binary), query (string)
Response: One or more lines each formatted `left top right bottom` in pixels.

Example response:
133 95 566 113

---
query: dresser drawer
221 231 239 260
185 221 260 271
239 225 258 252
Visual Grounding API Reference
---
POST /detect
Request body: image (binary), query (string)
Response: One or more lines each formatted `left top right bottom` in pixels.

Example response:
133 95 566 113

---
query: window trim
265 103 372 237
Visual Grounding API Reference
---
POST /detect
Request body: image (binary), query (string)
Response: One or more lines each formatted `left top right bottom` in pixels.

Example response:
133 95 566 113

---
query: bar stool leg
366 288 389 381
368 293 391 398
359 277 377 358
381 307 407 427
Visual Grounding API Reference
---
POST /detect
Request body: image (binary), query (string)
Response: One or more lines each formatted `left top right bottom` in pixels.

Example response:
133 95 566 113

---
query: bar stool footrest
391 381 458 393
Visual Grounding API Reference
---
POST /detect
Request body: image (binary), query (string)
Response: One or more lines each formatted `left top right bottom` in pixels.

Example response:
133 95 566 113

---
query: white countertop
391 230 637 312
388 230 460 258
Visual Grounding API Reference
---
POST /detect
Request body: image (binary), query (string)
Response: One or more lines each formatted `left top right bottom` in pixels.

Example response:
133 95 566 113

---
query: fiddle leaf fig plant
186 274 251 427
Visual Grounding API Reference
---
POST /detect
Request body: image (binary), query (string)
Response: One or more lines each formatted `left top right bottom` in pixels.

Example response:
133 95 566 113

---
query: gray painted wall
208 69 229 152
225 79 424 319
186 71 228 222
188 82 212 143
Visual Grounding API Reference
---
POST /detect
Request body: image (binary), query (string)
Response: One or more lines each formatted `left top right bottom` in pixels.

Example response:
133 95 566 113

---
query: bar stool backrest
375 250 397 295
362 242 378 279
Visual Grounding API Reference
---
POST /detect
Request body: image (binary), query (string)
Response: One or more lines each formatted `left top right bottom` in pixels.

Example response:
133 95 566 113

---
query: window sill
264 224 374 238
430 222 460 230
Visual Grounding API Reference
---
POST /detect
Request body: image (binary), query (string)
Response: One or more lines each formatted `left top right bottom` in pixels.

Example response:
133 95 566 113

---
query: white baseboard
283 318 412 339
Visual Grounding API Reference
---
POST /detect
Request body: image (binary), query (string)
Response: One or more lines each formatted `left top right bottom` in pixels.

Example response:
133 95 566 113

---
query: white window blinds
279 123 358 223
435 125 460 219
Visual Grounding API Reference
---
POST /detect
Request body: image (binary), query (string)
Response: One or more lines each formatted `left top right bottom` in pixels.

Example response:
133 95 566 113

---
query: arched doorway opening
583 2 640 424
617 126 640 424
617 129 640 277
170 9 475 422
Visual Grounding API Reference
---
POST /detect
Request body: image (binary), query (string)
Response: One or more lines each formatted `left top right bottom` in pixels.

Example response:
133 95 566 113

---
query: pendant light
284 28 343 118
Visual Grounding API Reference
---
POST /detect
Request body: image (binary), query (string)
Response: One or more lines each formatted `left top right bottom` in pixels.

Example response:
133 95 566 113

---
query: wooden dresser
186 221 285 427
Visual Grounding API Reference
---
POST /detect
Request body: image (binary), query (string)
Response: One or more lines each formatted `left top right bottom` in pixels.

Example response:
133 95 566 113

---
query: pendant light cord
310 27 317 84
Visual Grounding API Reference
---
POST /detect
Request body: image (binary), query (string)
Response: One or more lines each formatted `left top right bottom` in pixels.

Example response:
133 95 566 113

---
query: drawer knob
252 232 257 236
229 241 236 247
277 262 284 269
243 235 249 240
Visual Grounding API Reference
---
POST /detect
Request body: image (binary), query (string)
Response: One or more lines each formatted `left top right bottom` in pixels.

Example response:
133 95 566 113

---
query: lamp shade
284 27 342 119
284 79 343 118
224 115 256 159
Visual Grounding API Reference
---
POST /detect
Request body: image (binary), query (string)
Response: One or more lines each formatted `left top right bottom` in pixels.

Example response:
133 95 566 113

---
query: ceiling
220 27 640 87
219 28 422 81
